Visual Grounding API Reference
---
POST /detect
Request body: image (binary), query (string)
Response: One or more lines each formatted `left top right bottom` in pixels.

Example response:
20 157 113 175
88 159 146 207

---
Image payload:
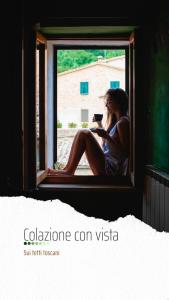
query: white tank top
102 116 129 174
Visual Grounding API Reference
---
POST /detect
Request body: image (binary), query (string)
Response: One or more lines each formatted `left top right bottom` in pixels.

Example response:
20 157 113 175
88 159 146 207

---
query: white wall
105 56 125 69
57 64 125 128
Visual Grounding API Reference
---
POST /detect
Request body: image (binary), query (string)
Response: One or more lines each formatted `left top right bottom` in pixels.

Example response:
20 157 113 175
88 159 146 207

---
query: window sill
42 174 131 185
145 165 169 187
37 170 48 185
38 183 133 192
38 174 133 191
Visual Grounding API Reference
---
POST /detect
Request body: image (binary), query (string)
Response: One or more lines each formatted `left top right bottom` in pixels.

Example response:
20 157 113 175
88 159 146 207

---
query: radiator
143 166 169 232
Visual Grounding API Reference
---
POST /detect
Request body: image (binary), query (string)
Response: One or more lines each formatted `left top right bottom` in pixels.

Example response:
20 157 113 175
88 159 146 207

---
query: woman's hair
104 88 129 133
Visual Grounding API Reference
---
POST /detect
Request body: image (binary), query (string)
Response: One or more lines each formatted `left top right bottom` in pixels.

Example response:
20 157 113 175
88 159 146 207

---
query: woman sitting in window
48 88 129 176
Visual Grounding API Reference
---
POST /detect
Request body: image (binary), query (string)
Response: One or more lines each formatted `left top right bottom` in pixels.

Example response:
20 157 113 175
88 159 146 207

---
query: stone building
57 55 125 128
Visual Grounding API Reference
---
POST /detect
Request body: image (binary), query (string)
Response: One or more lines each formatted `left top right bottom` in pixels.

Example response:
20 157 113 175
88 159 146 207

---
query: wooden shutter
23 29 48 191
36 32 48 185
80 82 88 94
110 81 120 88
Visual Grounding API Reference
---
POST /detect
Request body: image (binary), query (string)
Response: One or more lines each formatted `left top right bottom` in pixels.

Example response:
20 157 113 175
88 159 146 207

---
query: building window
110 81 120 88
81 109 89 122
80 82 89 94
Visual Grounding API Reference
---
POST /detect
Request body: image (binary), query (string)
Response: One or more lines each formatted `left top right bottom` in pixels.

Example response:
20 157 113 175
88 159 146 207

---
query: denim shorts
104 156 118 176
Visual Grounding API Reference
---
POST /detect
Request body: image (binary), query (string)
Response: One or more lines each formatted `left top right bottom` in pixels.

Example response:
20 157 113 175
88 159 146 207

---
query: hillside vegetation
57 49 125 73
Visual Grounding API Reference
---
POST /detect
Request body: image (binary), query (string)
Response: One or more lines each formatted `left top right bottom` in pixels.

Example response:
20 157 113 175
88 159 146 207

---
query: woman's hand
95 128 109 139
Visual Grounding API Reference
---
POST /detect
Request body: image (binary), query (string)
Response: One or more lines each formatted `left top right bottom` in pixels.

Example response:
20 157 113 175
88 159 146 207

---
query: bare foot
47 168 73 176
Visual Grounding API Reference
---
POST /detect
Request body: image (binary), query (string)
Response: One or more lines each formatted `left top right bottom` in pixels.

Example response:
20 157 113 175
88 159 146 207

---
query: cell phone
89 127 97 132
90 127 103 133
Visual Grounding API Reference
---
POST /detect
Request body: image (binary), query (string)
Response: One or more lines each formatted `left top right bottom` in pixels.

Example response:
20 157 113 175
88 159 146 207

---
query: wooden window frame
36 33 48 185
22 26 137 192
52 43 131 186
23 30 48 191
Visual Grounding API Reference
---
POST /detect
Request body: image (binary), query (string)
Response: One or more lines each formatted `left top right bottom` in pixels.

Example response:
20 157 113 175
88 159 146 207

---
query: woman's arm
106 119 129 155
116 119 129 155
96 121 104 128
95 121 106 146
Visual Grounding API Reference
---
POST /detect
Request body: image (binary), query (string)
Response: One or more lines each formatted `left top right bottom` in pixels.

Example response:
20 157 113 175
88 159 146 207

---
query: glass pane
56 49 125 175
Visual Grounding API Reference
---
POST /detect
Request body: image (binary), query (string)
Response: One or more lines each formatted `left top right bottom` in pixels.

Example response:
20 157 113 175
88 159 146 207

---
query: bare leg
48 129 106 175
48 130 86 175
84 131 106 175
63 130 83 171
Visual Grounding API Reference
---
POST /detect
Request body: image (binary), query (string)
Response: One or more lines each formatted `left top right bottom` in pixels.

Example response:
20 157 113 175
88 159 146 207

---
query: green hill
57 49 125 73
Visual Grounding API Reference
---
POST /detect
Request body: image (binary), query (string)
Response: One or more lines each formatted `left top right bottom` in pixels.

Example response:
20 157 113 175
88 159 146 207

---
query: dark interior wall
0 3 23 194
146 16 169 172
0 1 168 195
